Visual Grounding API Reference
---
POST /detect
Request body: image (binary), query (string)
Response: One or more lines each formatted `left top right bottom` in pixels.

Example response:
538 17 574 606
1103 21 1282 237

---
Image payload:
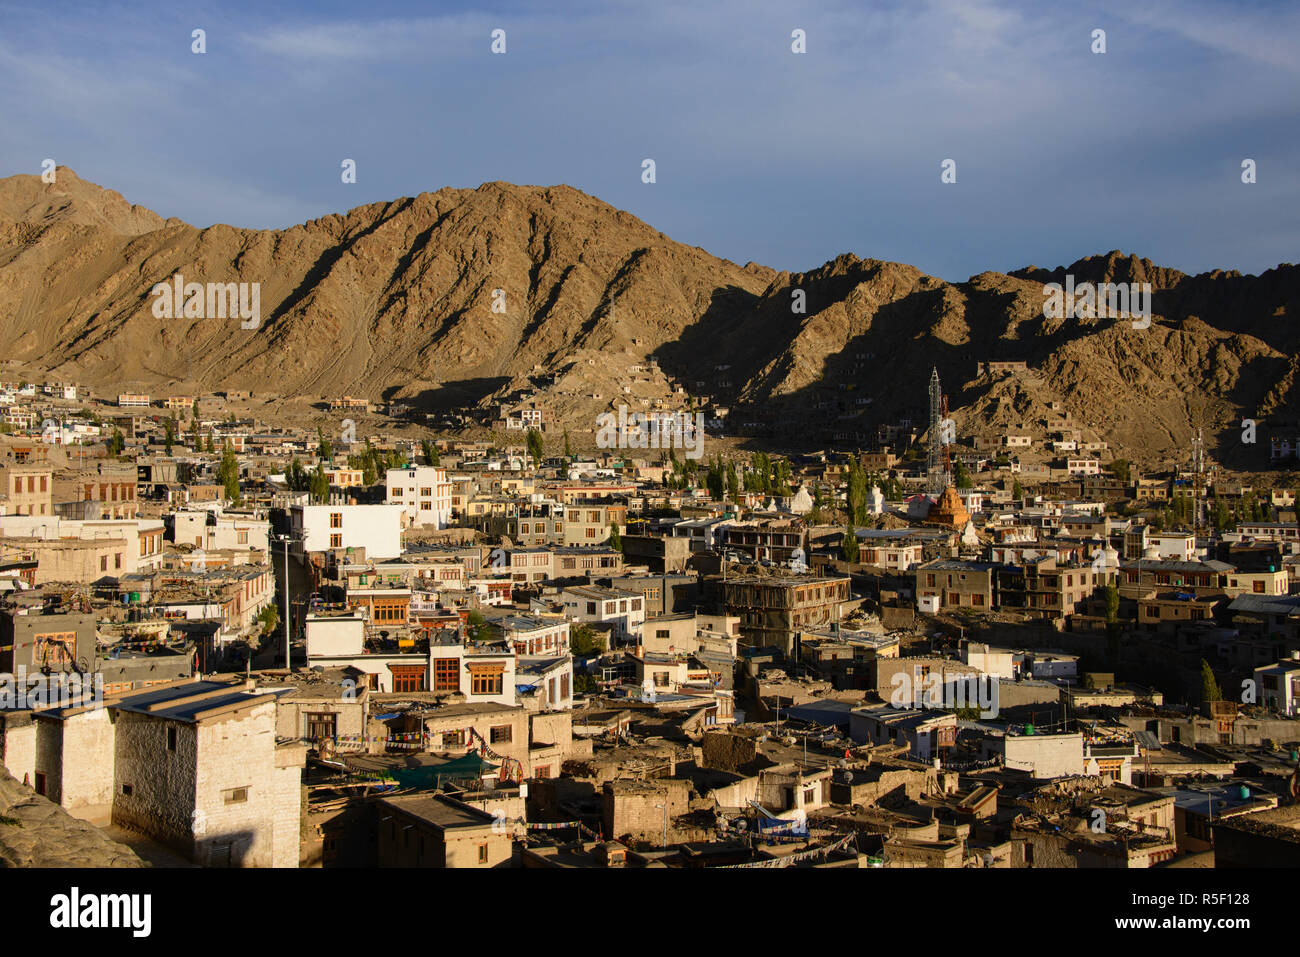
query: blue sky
2 0 1297 281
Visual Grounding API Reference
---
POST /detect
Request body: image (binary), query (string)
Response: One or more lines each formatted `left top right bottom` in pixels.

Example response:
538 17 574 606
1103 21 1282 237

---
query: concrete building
290 503 404 559
172 509 271 554
376 792 511 867
1253 655 1300 716
2 680 305 867
562 501 627 546
385 466 452 529
0 463 52 517
723 576 850 655
914 560 1005 613
560 585 645 643
0 608 96 673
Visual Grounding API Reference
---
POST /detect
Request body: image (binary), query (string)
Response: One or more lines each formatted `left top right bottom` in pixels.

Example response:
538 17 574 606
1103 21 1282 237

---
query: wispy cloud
0 0 1293 282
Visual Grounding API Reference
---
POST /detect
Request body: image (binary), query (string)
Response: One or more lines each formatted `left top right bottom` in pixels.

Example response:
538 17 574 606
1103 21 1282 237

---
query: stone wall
113 712 198 855
602 778 691 844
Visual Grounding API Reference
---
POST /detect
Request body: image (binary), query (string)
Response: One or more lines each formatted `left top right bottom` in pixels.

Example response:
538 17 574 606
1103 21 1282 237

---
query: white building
304 611 427 693
560 585 645 642
1149 532 1195 562
290 503 404 559
1254 656 1300 716
961 641 1015 680
515 655 573 710
385 466 452 529
497 614 570 656
0 516 167 572
173 509 271 554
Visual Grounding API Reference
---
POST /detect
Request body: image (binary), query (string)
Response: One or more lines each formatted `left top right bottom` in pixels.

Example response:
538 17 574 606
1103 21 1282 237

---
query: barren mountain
1 168 1298 468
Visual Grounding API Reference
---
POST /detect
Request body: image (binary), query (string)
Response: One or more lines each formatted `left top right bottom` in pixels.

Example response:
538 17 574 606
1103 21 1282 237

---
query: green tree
309 464 330 504
1107 459 1131 483
164 417 176 455
808 486 825 525
1104 583 1119 625
285 457 309 492
726 461 740 502
191 398 200 420
108 428 124 456
953 460 972 490
563 430 573 460
772 458 792 495
188 416 200 451
526 428 544 468
317 426 333 463
706 456 725 500
846 460 867 524
466 609 491 643
1012 477 1023 501
841 523 859 563
1200 659 1223 703
257 603 279 636
204 433 215 454
569 622 603 656
607 522 622 551
1212 496 1232 532
421 439 440 466
219 440 241 503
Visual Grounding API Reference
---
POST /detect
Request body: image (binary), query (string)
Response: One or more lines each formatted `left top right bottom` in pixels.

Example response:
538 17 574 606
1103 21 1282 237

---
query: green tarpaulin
387 754 498 790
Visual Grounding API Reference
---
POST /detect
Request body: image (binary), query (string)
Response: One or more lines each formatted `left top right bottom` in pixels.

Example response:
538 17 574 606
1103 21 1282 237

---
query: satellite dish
843 771 854 785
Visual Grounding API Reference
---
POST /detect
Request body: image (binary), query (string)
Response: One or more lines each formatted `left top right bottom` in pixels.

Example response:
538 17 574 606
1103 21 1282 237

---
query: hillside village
1 367 1299 870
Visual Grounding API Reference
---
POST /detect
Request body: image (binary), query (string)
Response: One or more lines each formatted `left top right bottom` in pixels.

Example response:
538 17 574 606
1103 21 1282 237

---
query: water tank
1025 723 1035 735
1239 785 1250 800
129 592 140 603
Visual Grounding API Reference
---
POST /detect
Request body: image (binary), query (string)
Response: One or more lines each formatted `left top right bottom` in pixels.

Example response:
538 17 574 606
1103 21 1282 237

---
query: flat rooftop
380 793 497 829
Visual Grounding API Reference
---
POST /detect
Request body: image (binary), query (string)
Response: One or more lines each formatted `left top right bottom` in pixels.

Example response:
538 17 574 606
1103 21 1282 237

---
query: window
34 772 46 796
442 729 465 748
434 658 460 692
329 512 343 528
306 712 337 741
167 727 177 752
237 530 248 544
122 784 133 796
1254 580 1266 594
329 534 342 548
390 666 427 693
490 725 512 744
224 787 249 804
534 766 551 779
471 669 504 696
478 844 489 864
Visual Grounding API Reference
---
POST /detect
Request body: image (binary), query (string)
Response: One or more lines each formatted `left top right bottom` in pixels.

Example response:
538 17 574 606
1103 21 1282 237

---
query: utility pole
281 533 293 672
